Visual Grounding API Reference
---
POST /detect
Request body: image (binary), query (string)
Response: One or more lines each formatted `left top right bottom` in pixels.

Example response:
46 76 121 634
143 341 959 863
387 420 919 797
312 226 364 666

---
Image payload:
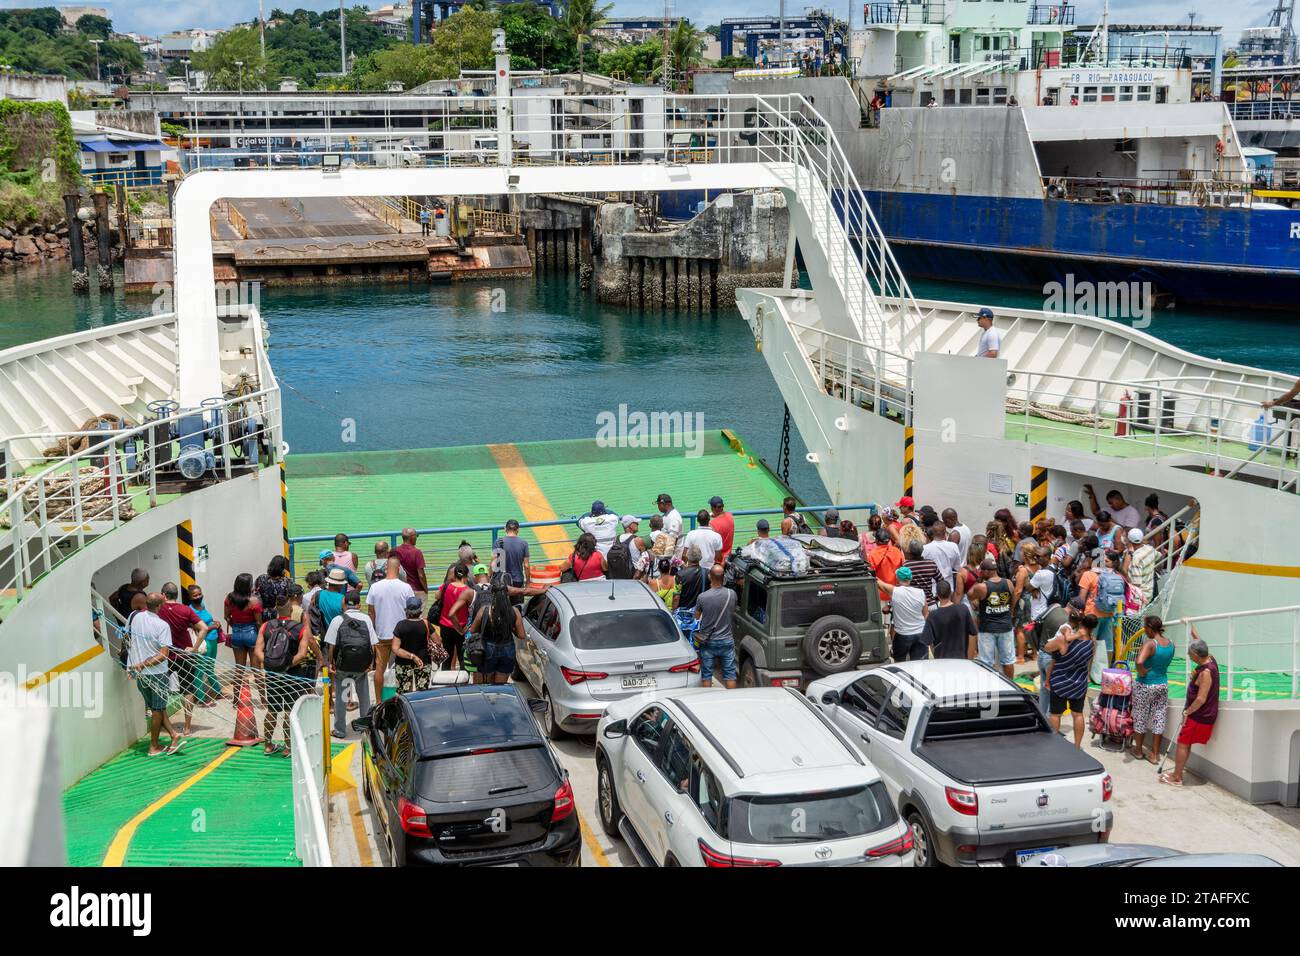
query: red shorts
1178 720 1214 746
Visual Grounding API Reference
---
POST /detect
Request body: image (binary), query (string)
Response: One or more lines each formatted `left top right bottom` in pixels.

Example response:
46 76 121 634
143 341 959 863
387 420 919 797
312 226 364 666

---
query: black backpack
1047 568 1073 609
262 618 299 673
790 512 812 535
334 615 374 673
607 538 635 580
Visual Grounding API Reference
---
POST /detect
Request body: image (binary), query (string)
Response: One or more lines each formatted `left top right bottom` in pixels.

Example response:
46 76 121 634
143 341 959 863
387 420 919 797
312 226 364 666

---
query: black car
357 684 581 867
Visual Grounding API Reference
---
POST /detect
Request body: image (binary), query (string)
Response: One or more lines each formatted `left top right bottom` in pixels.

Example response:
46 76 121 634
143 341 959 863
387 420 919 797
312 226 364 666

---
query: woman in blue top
1043 606 1097 747
185 584 223 706
1131 614 1175 763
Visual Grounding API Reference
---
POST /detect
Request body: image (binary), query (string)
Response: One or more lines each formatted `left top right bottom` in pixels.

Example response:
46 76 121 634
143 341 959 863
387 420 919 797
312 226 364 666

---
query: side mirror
351 716 372 733
602 718 628 739
820 690 841 707
527 697 549 715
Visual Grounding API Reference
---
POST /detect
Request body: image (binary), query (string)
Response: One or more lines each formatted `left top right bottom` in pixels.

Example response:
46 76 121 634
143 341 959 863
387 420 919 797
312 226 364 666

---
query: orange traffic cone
226 681 262 747
1115 390 1131 437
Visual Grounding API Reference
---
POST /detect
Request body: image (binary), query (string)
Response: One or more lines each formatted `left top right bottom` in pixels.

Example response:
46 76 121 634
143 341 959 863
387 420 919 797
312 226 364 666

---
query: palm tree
565 0 613 87
665 19 705 91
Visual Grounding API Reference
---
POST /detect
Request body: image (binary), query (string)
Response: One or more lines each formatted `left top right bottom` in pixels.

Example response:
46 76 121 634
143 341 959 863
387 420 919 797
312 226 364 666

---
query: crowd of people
107 481 1214 775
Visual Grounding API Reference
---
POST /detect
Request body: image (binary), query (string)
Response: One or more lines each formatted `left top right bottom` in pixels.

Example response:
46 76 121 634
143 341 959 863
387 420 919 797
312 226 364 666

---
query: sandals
1158 772 1183 786
166 739 186 755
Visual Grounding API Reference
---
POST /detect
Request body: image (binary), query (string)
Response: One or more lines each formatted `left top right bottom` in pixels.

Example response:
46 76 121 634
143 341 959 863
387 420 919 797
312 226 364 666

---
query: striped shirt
904 558 942 605
1050 636 1095 700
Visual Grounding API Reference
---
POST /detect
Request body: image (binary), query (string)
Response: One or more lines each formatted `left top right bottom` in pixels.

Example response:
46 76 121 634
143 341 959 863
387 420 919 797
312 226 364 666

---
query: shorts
441 625 464 668
977 630 1016 667
230 622 258 649
700 638 737 683
1178 719 1214 746
482 640 516 677
136 673 170 712
1049 690 1086 715
170 654 198 696
1131 681 1169 735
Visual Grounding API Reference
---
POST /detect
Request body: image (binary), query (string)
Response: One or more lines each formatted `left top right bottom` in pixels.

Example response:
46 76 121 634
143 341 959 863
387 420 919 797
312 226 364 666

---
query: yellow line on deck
1183 557 1300 579
345 783 375 868
487 443 571 561
103 746 241 867
578 811 612 867
23 644 103 691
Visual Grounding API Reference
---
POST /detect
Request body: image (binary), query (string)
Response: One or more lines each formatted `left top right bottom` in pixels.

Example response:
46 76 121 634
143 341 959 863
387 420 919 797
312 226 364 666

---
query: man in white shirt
975 307 1001 358
922 522 961 589
127 592 184 756
682 509 725 568
878 567 930 661
1084 484 1141 531
326 589 379 738
366 556 415 705
577 500 620 555
655 493 683 540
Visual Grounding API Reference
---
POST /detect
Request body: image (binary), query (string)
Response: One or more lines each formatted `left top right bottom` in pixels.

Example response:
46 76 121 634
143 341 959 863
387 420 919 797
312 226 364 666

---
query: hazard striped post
176 520 196 591
903 426 915 499
280 461 289 560
1030 466 1048 525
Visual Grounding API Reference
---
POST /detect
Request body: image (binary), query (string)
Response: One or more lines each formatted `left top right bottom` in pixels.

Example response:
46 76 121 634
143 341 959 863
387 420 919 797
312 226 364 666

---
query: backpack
607 538 635 580
1096 569 1127 615
789 511 812 535
426 583 448 628
1047 568 1073 609
262 618 299 673
334 614 374 673
463 630 486 669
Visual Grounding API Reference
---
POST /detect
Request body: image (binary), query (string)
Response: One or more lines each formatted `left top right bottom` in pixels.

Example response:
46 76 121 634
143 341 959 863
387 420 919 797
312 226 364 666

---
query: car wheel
802 615 863 677
596 753 624 838
739 657 759 688
907 811 937 868
544 689 569 740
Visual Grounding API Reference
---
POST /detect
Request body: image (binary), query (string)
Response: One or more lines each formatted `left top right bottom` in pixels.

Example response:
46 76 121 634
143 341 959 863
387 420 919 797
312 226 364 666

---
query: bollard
63 193 88 293
92 191 113 290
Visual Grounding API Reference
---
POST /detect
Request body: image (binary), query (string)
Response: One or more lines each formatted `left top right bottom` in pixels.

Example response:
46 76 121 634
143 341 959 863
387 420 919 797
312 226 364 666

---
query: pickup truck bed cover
917 732 1104 786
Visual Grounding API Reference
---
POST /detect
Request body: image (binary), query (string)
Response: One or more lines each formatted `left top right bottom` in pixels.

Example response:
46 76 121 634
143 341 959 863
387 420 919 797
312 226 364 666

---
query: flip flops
1158 772 1183 786
166 738 186 755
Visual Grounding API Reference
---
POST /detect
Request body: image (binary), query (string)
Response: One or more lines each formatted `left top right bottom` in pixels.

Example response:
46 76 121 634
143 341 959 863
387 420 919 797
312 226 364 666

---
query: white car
595 687 914 867
808 660 1113 867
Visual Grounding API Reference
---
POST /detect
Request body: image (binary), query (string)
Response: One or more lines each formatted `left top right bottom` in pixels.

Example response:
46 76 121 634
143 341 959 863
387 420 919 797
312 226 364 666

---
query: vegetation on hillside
0 100 80 227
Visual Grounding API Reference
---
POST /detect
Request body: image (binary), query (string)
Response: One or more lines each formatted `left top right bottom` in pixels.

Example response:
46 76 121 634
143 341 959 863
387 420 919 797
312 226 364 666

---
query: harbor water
2 262 1298 508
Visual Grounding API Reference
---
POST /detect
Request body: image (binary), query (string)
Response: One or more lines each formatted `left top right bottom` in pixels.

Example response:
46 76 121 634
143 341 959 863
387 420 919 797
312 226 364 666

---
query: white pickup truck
808 659 1113 867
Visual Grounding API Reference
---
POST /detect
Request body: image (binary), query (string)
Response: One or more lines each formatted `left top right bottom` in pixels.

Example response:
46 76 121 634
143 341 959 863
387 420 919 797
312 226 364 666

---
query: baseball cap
472 563 489 576
708 495 724 508
405 596 423 612
896 496 914 509
1128 528 1144 544
756 518 770 531
591 500 606 515
977 307 994 319
656 493 672 505
622 515 639 527
895 566 913 582
318 548 334 562
979 558 997 572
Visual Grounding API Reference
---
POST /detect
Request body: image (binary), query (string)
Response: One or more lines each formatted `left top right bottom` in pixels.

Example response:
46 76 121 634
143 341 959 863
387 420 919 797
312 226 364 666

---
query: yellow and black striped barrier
280 461 289 559
177 520 196 591
1030 465 1047 524
903 426 914 498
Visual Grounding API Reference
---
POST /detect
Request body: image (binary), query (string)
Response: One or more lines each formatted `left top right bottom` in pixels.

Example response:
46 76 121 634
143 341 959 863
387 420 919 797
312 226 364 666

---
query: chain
779 403 791 485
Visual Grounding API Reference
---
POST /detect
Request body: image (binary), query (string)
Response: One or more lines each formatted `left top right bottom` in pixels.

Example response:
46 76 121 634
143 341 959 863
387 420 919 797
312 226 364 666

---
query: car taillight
867 829 915 858
697 839 782 868
561 666 608 685
1102 774 1113 802
398 797 431 837
945 786 978 816
670 658 701 673
769 677 800 687
552 778 575 822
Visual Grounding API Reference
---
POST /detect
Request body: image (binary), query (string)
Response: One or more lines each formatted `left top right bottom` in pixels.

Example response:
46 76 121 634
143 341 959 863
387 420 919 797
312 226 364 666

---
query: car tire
802 615 863 676
596 752 624 838
739 657 759 688
907 811 937 868
544 689 569 740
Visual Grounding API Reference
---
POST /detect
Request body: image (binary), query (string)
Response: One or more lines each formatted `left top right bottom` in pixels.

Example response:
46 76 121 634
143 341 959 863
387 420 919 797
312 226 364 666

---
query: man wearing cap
877 566 929 661
708 496 735 556
578 500 620 556
748 518 771 545
1123 527 1156 608
318 549 360 589
316 567 349 638
618 516 648 574
324 588 378 737
656 493 683 540
822 508 841 537
367 556 415 705
975 307 1001 358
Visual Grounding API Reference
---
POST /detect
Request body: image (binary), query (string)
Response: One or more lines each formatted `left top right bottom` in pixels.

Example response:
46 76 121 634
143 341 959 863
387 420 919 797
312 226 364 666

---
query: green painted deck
284 431 805 573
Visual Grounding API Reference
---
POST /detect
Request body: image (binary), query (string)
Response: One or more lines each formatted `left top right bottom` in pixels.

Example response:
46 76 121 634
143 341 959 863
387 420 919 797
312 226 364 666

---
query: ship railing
1028 4 1074 25
289 694 333 867
1164 605 1300 702
785 317 916 426
286 502 880 585
0 385 282 609
1228 100 1300 122
1006 369 1300 493
1042 175 1254 208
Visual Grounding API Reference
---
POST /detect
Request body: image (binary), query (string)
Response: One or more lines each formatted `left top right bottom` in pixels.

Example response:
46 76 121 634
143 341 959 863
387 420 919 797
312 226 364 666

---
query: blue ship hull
864 191 1300 310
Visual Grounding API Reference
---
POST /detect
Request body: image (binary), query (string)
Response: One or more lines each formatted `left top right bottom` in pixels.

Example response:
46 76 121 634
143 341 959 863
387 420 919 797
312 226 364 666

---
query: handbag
424 620 448 665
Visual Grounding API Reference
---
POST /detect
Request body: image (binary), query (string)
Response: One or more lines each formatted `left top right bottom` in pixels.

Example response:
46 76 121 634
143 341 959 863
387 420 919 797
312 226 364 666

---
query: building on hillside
159 29 222 60
72 111 169 188
0 73 69 104
58 6 108 29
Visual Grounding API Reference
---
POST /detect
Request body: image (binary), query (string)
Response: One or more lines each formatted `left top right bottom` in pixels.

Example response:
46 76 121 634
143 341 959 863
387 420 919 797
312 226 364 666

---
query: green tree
564 0 612 84
597 40 660 84
193 26 273 91
356 42 443 89
428 7 497 74
75 13 111 39
500 1 572 72
662 19 705 88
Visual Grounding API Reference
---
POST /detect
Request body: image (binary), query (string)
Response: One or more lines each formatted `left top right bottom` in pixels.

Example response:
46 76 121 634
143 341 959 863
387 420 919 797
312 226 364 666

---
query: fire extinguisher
1116 389 1132 437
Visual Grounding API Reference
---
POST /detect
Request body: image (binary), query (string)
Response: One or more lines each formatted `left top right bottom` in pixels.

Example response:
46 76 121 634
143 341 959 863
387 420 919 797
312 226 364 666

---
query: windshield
568 608 681 651
416 746 554 803
729 783 893 844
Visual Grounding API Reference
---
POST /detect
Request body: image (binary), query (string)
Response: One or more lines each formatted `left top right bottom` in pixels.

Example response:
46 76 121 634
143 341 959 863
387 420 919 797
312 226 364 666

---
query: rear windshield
922 697 1043 741
779 583 871 628
569 608 681 651
416 746 554 803
729 782 894 844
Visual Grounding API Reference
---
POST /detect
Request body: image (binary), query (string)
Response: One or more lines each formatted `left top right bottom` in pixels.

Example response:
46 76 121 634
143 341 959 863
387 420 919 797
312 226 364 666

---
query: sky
0 0 1285 45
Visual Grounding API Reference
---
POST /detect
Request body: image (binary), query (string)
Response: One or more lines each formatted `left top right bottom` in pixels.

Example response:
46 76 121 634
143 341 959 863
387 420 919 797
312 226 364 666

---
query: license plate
621 675 656 690
1015 846 1058 866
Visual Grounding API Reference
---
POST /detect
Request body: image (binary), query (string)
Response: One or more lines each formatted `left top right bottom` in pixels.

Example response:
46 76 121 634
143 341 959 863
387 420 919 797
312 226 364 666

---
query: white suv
594 687 914 867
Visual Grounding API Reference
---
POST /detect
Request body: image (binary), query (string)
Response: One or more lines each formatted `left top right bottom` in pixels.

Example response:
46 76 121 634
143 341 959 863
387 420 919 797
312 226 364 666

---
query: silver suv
514 580 702 738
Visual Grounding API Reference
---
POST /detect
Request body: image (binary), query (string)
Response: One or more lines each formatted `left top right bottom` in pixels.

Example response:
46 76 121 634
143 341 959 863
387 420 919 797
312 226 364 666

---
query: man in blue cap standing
578 500 620 555
975 307 1001 358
